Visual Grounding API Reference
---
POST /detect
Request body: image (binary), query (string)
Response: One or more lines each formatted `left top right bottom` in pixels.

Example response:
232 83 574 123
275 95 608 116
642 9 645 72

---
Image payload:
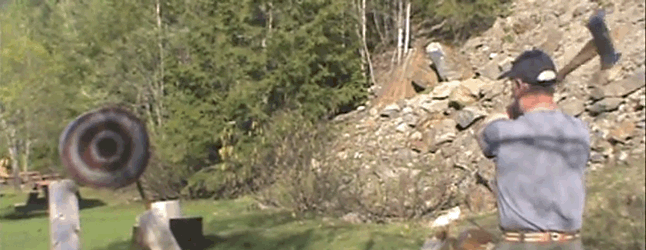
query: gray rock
592 138 614 157
572 4 589 18
589 151 605 163
410 131 423 141
435 120 458 143
481 81 505 100
420 238 446 250
480 56 512 80
461 78 488 98
499 57 514 73
407 93 433 109
440 144 459 158
588 87 605 101
449 85 478 109
587 98 624 115
455 107 487 129
420 99 449 113
403 114 419 127
432 81 462 99
538 26 563 54
427 42 474 82
481 60 501 81
559 97 585 116
369 108 379 116
396 122 409 133
601 70 645 97
341 212 363 224
426 119 458 153
627 89 645 110
427 42 450 81
608 120 636 144
380 103 401 117
554 91 568 103
402 106 414 114
617 151 629 163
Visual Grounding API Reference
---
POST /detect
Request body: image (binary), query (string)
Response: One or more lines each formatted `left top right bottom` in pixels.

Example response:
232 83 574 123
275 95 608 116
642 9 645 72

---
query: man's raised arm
476 113 509 158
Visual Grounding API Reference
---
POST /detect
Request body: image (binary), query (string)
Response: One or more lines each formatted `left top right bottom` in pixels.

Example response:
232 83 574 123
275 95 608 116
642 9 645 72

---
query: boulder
587 98 623 115
380 103 401 117
426 42 475 82
601 70 645 97
449 85 478 109
455 107 487 130
559 97 586 117
432 81 462 99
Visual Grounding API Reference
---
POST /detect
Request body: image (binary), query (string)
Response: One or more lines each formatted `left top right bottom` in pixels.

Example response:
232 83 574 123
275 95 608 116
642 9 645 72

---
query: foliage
411 0 512 42
0 187 429 250
0 2 69 171
0 0 507 201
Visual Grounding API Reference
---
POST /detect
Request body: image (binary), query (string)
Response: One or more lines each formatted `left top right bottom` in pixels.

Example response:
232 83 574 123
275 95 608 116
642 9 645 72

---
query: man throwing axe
476 49 591 250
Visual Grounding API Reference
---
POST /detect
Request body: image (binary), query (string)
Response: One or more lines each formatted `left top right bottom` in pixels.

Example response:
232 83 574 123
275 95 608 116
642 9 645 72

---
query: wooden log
150 200 182 221
49 179 81 250
135 210 182 250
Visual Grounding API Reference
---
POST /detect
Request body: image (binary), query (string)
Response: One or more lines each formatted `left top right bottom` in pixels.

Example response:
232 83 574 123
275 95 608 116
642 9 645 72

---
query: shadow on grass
0 198 107 220
201 210 319 250
93 209 420 250
92 234 221 250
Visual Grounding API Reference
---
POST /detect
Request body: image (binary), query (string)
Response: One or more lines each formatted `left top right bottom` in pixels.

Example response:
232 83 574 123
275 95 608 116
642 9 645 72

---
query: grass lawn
0 157 643 250
0 186 429 250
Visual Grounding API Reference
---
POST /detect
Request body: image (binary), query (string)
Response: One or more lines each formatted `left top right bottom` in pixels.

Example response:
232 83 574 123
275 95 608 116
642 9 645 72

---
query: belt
503 231 580 243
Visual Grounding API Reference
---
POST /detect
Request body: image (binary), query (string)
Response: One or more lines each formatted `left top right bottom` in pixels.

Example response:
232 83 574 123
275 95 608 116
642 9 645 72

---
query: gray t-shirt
478 110 590 232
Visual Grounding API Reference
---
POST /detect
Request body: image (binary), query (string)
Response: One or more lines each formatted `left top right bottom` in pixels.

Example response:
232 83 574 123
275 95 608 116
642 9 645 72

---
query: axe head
587 9 621 70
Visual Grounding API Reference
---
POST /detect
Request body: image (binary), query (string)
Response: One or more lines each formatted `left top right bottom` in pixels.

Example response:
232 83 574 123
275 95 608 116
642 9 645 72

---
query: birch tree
0 8 63 189
403 0 411 56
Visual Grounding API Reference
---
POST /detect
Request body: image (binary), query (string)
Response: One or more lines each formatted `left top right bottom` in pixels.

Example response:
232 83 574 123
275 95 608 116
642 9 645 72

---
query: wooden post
135 210 182 250
150 200 182 221
133 200 204 249
49 179 81 250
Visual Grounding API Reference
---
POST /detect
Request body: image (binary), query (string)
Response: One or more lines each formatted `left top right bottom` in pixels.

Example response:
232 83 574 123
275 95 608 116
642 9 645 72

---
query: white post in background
49 179 81 250
150 200 182 221
134 200 183 250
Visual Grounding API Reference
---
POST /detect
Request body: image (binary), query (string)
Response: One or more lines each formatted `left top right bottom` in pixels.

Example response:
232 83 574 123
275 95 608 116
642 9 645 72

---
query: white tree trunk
21 138 31 172
154 0 165 131
9 138 20 191
0 113 21 191
354 0 367 75
396 0 403 64
403 1 411 56
362 0 376 86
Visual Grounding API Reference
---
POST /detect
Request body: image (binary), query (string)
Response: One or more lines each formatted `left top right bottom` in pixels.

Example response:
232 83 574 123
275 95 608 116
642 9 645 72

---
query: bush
412 0 512 42
254 112 465 222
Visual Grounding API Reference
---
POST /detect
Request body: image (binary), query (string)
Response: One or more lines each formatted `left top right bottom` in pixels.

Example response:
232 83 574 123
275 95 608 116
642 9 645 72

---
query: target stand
53 106 203 250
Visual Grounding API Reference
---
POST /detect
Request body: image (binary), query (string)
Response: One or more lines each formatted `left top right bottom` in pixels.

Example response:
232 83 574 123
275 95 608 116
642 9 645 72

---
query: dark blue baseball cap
497 49 558 86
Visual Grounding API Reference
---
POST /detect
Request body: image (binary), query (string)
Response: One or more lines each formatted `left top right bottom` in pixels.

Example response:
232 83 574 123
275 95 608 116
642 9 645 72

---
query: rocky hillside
324 0 645 221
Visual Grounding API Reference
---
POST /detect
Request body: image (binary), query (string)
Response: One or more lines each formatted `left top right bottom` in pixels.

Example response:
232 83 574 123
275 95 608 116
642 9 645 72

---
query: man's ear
517 80 530 92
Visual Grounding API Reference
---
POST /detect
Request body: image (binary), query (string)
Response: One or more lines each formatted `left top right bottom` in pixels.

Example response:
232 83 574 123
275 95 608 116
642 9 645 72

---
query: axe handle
556 39 598 83
556 26 627 83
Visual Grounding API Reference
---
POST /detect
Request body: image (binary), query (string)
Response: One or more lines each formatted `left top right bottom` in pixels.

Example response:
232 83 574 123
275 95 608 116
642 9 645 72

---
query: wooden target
59 106 150 189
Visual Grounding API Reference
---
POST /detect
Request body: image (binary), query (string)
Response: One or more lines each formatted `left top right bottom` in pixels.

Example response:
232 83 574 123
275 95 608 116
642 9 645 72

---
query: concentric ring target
59 106 150 189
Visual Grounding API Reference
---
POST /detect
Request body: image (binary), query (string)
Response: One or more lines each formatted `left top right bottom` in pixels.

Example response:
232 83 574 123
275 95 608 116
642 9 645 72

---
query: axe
556 9 625 83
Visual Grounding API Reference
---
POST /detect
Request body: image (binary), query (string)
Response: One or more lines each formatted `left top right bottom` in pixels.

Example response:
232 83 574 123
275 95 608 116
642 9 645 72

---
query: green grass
451 157 646 250
0 187 428 250
0 157 644 250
